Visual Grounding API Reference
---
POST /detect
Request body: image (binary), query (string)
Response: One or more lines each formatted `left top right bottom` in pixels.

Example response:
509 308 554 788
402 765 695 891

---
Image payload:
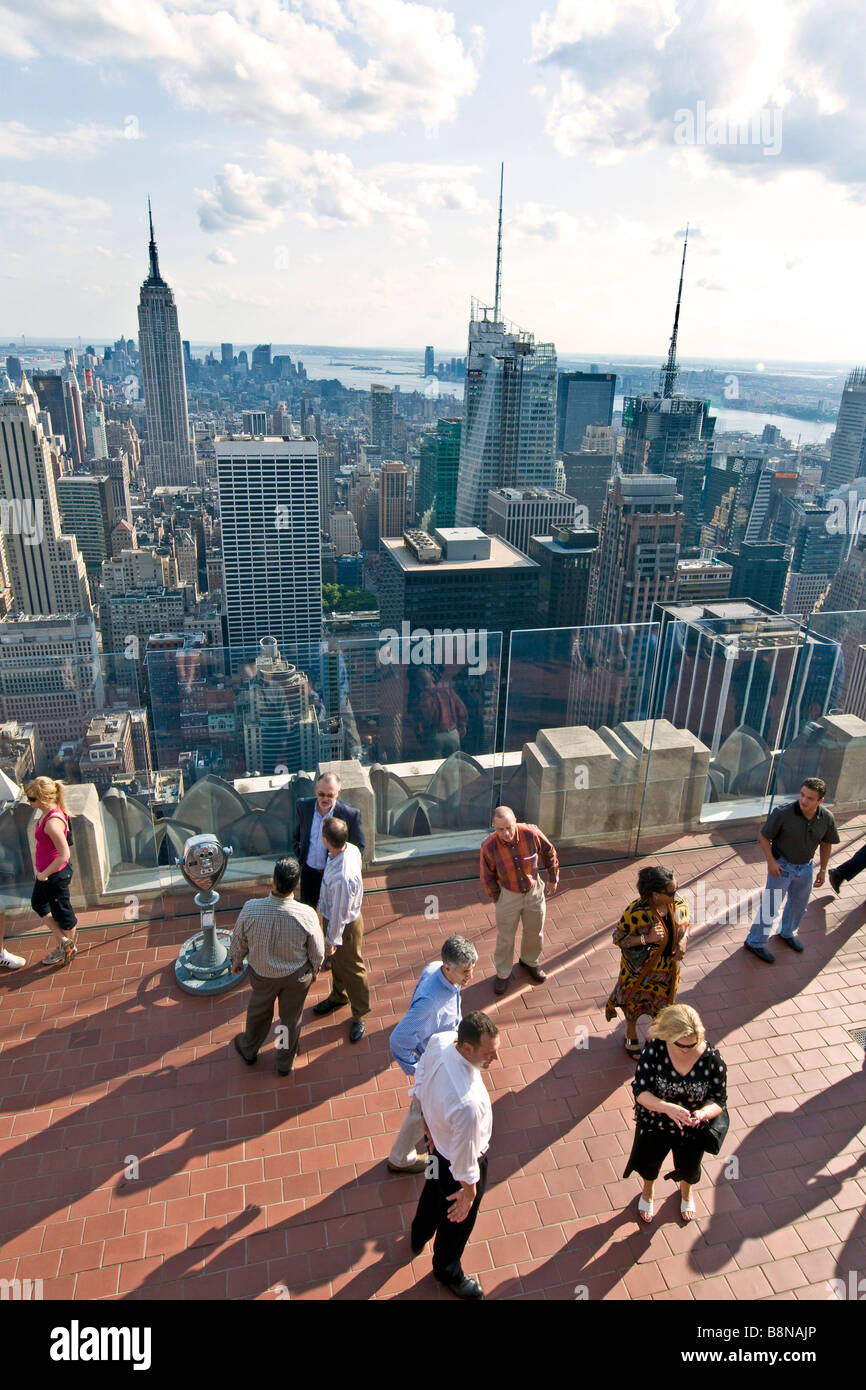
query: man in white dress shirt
313 816 369 1042
409 1011 499 1300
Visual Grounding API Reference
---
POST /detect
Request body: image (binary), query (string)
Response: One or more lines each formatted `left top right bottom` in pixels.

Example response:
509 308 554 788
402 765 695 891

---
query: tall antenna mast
660 223 688 398
493 162 504 322
147 196 162 282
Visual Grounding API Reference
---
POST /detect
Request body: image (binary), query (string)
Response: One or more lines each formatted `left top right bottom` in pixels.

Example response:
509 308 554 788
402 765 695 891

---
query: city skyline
2 1 866 358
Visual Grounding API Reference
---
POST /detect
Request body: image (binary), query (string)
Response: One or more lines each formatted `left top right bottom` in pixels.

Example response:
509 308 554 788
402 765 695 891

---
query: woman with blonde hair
623 1003 727 1224
25 777 78 968
605 864 690 1057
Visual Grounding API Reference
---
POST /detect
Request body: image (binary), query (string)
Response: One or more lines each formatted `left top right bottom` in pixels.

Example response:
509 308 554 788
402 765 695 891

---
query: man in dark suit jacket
294 772 366 908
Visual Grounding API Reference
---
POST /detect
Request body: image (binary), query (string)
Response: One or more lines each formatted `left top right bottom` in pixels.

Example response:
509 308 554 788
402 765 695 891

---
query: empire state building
137 202 196 489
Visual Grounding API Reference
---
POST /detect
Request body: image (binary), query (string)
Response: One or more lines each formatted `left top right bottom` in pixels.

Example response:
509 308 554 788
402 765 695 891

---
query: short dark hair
322 816 348 849
801 777 826 799
458 1011 498 1048
637 864 677 901
273 856 301 895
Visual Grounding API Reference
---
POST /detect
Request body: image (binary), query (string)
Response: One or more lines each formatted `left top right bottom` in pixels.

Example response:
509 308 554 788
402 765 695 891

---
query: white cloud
696 277 726 291
198 143 428 239
10 0 480 139
531 0 866 194
416 180 489 214
508 202 580 241
207 246 238 265
197 165 289 234
0 120 133 158
0 183 110 224
370 161 482 183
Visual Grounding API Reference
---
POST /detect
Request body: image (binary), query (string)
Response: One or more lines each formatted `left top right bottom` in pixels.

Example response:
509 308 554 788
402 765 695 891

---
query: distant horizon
2 337 858 378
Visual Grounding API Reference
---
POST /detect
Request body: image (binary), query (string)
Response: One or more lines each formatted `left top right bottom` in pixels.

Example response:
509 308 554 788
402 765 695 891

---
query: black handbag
698 1107 730 1155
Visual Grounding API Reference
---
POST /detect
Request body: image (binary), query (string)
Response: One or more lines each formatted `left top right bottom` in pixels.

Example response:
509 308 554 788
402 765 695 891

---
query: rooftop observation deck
2 827 864 1303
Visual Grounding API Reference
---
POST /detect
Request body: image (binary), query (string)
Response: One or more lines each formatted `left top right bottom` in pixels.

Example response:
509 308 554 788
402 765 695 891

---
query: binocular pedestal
175 888 247 996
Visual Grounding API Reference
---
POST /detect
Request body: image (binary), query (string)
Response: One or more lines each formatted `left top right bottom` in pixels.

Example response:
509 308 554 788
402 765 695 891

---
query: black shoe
778 934 805 953
409 1232 427 1257
518 959 547 984
275 1052 294 1076
828 868 843 896
349 1019 366 1043
313 997 346 1015
233 1034 257 1065
744 942 775 964
436 1272 484 1299
493 974 509 996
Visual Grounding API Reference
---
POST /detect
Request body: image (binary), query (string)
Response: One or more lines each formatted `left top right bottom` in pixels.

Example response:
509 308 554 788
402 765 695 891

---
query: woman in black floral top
624 1003 727 1224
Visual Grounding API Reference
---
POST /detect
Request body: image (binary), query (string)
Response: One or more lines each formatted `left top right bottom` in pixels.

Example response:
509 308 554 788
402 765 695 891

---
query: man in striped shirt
480 806 559 996
230 856 324 1075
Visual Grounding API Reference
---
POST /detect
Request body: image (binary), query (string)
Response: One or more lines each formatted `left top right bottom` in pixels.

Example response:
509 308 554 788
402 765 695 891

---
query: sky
2 0 866 361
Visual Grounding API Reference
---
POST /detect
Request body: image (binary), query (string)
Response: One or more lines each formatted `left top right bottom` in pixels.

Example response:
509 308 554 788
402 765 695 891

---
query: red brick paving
1 829 866 1300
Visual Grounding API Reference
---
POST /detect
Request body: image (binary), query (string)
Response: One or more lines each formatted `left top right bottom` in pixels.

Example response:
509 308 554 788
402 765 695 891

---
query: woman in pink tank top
25 777 78 968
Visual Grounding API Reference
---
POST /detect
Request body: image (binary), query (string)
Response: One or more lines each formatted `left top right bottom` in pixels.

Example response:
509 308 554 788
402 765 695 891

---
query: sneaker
828 868 843 896
778 934 805 953
0 948 25 969
744 941 775 964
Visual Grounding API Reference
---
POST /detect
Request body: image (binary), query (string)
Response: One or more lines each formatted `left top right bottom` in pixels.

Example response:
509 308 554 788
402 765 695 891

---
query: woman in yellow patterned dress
605 865 690 1058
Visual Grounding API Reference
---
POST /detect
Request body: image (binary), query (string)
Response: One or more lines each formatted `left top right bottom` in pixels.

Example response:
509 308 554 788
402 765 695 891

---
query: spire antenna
147 196 162 282
661 223 688 398
493 162 504 323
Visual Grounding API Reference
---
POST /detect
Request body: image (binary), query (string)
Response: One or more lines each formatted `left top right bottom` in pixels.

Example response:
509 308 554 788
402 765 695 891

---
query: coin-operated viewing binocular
174 834 246 996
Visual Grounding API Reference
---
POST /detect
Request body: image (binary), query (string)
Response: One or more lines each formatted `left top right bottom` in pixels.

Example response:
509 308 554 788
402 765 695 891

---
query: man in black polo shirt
745 777 839 963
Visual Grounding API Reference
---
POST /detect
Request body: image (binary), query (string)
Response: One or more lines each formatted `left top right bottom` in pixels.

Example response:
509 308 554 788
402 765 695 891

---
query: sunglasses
26 796 37 803
672 1038 699 1049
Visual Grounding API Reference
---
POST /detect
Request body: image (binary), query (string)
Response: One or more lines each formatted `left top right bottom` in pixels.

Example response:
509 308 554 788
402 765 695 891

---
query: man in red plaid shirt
480 806 559 995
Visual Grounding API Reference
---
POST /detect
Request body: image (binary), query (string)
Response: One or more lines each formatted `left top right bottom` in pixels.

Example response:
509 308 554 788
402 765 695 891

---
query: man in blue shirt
387 935 478 1173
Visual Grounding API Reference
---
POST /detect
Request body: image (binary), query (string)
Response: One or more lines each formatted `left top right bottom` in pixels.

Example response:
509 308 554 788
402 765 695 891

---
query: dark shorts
31 865 77 931
623 1125 705 1186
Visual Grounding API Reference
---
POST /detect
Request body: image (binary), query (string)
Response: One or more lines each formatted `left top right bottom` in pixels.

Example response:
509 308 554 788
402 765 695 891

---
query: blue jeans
746 857 813 946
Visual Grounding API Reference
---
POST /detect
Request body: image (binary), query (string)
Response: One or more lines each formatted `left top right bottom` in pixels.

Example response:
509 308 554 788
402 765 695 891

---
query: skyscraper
560 424 616 527
455 317 557 528
221 343 234 367
0 379 91 616
137 202 196 490
486 487 578 556
370 384 394 452
556 371 616 452
216 436 322 654
56 475 116 575
62 370 86 467
825 367 866 489
424 346 435 377
782 503 845 614
455 168 557 527
620 234 715 541
378 460 408 538
528 526 599 627
591 473 684 625
718 541 790 612
417 419 461 529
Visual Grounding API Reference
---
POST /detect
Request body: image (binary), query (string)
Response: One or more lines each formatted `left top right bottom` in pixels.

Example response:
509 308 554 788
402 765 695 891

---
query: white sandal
681 1196 697 1222
637 1196 654 1224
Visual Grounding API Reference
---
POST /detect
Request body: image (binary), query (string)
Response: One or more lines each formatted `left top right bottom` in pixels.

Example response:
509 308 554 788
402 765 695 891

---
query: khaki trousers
388 1093 425 1168
494 881 546 979
326 914 370 1021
